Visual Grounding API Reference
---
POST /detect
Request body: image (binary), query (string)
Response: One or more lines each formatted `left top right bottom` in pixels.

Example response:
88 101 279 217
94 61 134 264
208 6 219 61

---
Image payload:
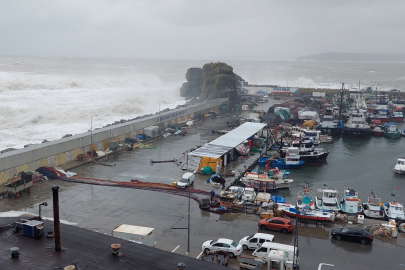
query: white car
202 238 243 257
239 233 275 250
176 173 195 188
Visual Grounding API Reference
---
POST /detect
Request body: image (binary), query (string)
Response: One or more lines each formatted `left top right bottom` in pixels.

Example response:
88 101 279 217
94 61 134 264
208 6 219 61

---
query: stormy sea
1 55 405 150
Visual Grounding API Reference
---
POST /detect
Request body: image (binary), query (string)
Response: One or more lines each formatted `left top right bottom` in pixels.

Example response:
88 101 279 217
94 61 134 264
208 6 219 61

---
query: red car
258 217 294 234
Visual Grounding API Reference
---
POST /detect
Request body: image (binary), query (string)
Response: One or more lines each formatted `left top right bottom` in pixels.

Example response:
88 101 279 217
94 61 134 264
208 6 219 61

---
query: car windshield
288 220 293 225
210 240 217 245
246 234 254 240
231 241 238 247
341 228 349 233
179 178 188 183
245 190 254 195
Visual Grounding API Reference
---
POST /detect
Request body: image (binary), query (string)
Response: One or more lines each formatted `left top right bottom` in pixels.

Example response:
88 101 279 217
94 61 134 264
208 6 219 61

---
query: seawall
0 98 227 191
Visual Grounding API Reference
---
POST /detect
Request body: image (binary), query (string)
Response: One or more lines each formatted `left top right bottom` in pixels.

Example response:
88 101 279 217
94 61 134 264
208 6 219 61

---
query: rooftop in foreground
0 217 226 270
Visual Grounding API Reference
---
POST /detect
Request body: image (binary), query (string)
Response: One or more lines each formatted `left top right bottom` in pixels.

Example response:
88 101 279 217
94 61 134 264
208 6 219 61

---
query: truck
112 224 155 247
266 250 293 270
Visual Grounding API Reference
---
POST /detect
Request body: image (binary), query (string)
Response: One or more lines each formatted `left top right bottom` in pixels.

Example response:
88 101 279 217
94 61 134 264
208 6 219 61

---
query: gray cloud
0 0 404 59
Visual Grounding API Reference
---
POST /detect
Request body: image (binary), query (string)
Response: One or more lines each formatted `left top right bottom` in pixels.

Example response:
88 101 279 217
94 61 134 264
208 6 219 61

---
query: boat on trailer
362 190 385 219
340 187 363 215
315 188 341 212
282 206 332 221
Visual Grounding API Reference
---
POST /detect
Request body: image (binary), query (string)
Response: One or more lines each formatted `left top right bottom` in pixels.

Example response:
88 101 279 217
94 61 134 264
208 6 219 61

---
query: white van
252 242 299 266
239 233 275 250
176 173 195 188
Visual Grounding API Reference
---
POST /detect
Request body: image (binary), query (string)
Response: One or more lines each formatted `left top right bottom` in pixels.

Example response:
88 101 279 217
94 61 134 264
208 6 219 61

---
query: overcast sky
1 0 404 60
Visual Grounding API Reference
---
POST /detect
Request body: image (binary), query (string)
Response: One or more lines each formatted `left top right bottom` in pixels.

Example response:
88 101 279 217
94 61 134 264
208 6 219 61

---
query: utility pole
187 183 191 256
90 115 98 162
293 206 299 269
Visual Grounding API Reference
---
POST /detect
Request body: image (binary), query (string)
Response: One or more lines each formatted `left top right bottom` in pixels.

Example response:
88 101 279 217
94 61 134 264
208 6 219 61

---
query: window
213 243 222 247
257 247 268 252
259 239 266 244
246 234 254 240
222 244 230 248
231 241 238 247
250 238 258 243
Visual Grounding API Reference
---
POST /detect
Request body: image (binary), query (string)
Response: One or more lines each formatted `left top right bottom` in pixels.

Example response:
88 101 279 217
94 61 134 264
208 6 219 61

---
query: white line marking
172 245 180 253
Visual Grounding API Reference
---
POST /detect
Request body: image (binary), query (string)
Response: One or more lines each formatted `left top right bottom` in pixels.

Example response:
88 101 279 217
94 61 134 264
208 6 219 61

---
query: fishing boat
316 106 343 135
384 123 401 139
391 109 404 122
219 189 243 209
271 195 286 203
282 206 332 221
362 190 386 219
266 158 305 169
340 187 363 215
241 171 293 190
370 109 390 122
384 190 405 220
296 186 315 210
370 120 384 136
282 145 330 166
315 188 341 211
343 110 371 137
394 157 405 174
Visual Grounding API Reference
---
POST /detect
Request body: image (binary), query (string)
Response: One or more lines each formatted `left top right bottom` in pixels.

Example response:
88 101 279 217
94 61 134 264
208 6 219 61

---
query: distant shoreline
297 52 405 62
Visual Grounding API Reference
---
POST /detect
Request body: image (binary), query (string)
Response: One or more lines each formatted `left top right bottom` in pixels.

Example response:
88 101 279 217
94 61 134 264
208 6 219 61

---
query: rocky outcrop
180 68 202 99
200 62 238 102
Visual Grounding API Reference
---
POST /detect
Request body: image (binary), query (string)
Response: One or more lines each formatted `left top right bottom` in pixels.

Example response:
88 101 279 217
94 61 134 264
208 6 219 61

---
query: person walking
210 189 215 202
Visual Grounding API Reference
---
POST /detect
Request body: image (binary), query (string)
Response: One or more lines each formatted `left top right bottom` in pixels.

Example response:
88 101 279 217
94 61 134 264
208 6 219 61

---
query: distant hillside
297 52 405 62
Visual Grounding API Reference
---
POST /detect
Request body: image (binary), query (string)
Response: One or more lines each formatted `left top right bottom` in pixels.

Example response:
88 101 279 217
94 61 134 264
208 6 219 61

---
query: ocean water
1 56 405 150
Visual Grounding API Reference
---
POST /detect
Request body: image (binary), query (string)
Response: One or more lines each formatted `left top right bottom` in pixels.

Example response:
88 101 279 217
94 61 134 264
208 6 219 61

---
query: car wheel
281 228 288 234
229 252 235 258
242 245 248 250
260 225 267 230
336 236 341 240
204 248 210 253
360 239 366 245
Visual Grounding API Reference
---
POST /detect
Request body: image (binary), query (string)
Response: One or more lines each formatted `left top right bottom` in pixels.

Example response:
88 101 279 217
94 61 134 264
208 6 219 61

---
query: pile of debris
367 220 398 238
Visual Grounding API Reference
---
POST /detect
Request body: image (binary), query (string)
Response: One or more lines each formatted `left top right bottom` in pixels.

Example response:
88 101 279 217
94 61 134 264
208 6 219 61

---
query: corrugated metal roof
188 122 266 158
209 122 266 148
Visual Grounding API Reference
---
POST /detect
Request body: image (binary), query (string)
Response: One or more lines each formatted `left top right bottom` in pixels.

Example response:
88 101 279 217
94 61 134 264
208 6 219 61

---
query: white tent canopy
188 122 266 159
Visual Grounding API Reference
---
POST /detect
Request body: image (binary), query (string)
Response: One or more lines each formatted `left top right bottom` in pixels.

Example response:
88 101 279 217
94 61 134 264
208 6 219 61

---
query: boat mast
339 82 344 119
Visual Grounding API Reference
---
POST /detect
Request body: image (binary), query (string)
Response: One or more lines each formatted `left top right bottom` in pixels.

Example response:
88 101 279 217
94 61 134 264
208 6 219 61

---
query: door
248 238 258 249
222 243 231 252
254 246 268 259
212 243 222 251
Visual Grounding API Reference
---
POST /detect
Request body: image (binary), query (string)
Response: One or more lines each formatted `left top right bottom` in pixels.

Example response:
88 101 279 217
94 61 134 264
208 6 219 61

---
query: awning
188 122 266 158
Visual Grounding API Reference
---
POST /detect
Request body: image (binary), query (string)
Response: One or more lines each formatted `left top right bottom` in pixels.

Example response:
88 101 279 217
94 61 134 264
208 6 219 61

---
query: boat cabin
387 202 405 219
397 158 405 165
317 188 339 208
242 172 278 193
219 189 243 209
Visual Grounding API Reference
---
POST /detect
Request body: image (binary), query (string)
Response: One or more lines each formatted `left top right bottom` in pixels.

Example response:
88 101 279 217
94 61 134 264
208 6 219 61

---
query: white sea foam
0 71 185 150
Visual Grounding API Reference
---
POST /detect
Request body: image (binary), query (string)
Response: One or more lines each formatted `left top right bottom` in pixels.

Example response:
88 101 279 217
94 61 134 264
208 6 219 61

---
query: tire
260 225 267 230
242 245 248 250
360 239 366 245
336 235 341 240
281 228 288 234
229 252 235 258
204 248 210 253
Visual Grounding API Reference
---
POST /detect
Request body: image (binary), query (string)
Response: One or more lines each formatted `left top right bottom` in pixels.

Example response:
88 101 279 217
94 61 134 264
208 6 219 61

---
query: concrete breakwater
0 98 227 191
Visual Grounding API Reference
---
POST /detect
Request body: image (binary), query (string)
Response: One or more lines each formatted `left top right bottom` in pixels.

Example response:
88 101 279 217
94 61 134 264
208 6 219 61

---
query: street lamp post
91 115 98 162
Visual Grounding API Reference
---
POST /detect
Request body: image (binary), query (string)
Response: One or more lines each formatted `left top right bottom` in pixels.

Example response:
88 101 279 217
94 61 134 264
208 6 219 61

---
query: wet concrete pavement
1 100 405 269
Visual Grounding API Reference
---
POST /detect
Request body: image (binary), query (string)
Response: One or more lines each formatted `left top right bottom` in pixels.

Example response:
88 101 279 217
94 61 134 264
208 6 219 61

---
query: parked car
331 227 373 244
258 217 294 234
202 238 243 257
239 232 275 250
176 173 195 188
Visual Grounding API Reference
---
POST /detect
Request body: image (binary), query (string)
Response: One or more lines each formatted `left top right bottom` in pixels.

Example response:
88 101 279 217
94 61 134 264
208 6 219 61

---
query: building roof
0 218 226 270
188 122 266 159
